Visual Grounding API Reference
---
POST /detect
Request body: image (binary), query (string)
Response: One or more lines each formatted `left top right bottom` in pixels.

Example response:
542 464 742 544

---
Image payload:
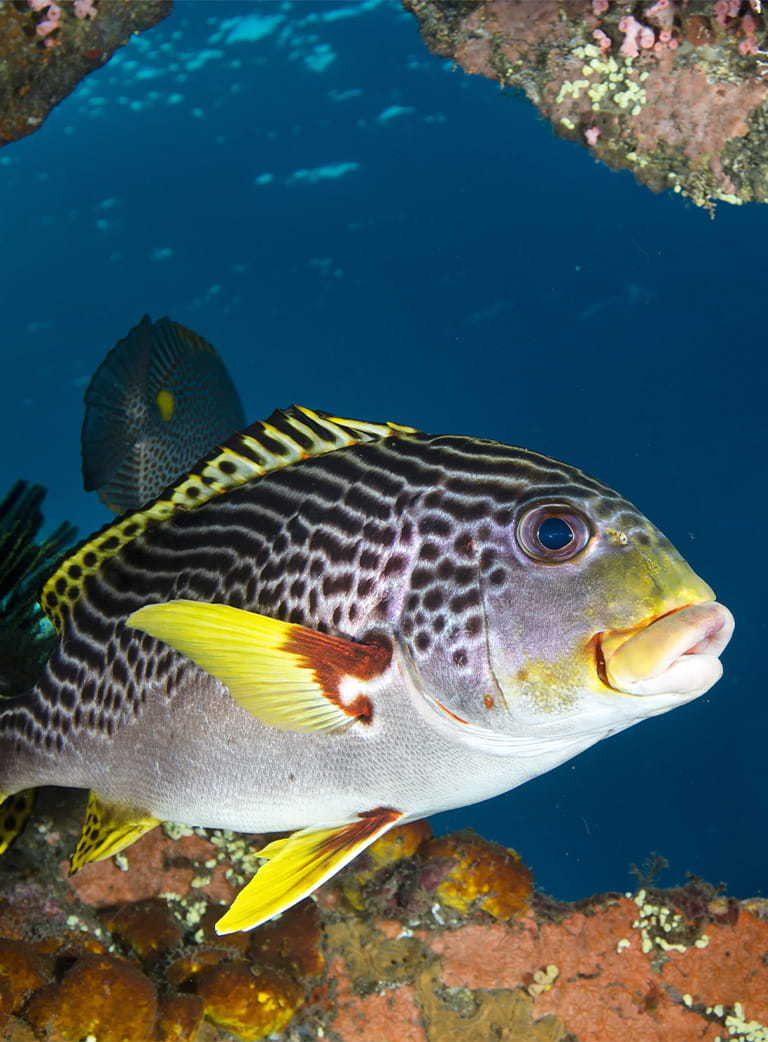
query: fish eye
516 504 592 563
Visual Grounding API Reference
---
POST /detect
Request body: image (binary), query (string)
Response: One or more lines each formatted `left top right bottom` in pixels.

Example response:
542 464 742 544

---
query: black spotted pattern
2 428 647 752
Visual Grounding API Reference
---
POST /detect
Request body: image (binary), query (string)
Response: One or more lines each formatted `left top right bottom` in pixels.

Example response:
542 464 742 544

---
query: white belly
63 664 596 834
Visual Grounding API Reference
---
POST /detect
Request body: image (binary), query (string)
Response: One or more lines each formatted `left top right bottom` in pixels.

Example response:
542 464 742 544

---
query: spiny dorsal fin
41 407 418 632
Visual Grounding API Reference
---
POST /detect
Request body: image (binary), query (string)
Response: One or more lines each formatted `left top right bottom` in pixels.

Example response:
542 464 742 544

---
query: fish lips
597 602 735 698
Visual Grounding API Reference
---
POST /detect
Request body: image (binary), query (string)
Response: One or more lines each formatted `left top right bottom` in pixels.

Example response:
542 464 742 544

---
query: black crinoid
0 480 76 697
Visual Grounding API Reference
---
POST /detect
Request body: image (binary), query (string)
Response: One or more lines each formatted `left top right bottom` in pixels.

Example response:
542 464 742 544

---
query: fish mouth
596 602 735 698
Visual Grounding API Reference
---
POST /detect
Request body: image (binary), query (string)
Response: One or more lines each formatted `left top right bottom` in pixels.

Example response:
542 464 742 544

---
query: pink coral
593 28 612 51
654 27 679 52
739 13 760 54
74 0 98 18
619 15 655 58
35 2 61 37
714 0 742 26
645 0 674 29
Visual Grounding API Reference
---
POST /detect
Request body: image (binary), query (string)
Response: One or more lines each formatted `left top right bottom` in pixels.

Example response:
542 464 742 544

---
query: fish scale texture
3 430 632 752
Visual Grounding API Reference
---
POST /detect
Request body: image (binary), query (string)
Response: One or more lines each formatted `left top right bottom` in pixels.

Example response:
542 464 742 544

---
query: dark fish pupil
537 516 573 550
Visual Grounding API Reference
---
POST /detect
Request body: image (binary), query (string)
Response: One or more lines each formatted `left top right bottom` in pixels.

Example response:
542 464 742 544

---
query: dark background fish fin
81 315 155 492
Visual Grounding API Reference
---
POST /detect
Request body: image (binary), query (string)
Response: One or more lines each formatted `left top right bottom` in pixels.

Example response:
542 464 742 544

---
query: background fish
0 399 734 933
81 315 245 512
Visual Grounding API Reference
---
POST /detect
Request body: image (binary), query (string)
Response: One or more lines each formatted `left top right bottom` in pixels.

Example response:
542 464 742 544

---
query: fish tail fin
81 314 245 512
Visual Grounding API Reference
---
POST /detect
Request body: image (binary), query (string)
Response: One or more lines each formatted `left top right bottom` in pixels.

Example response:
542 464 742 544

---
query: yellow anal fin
0 790 35 855
215 807 403 935
69 791 159 874
128 600 391 734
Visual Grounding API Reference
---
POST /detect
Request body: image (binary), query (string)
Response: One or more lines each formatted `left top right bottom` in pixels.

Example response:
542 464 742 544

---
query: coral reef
0 793 766 1041
0 0 171 148
403 0 768 210
420 831 533 920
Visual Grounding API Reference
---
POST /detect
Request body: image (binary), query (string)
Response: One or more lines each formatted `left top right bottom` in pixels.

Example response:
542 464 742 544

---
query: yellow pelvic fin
69 792 159 874
215 807 403 934
0 790 35 855
128 600 391 734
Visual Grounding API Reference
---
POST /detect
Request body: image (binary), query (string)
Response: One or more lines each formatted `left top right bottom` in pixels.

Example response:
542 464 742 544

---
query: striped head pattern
326 431 731 745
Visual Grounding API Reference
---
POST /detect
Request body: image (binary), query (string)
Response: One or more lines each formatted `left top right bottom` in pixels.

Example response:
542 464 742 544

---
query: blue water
1 0 764 902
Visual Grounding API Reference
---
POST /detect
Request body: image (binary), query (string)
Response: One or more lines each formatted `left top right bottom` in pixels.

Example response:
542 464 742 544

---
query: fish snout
598 602 735 698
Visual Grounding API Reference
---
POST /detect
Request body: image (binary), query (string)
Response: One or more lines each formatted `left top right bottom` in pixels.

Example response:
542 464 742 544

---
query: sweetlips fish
0 394 734 933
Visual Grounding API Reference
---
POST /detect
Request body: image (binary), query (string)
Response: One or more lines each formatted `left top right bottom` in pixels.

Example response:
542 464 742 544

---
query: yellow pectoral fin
69 792 159 873
215 807 403 935
127 600 391 734
0 791 35 855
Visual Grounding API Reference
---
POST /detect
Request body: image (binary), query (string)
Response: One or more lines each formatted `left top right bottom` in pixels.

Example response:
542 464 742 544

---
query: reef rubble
0 793 766 1042
403 0 768 210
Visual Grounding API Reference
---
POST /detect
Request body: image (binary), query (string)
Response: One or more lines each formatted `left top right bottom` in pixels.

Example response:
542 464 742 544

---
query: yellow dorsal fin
41 407 418 632
128 600 391 733
215 807 403 934
69 792 159 873
0 790 35 855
